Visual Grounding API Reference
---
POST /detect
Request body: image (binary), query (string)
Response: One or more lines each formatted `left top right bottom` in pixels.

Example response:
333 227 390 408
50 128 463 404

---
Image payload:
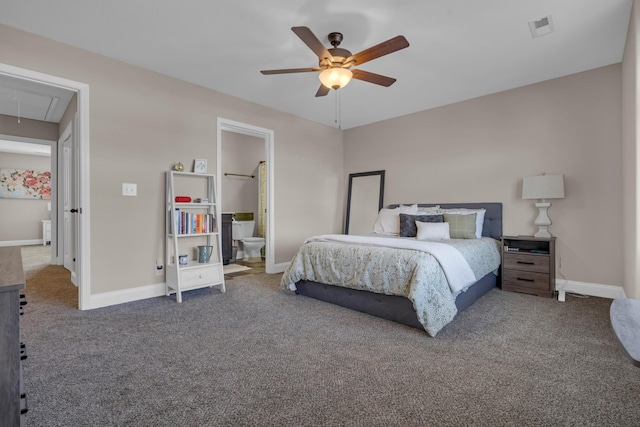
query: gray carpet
19 246 640 426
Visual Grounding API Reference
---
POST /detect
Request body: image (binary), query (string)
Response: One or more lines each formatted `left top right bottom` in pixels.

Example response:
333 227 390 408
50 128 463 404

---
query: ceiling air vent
528 15 555 39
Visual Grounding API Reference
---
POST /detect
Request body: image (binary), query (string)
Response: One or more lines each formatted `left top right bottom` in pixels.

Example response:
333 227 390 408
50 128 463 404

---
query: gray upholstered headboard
388 203 503 240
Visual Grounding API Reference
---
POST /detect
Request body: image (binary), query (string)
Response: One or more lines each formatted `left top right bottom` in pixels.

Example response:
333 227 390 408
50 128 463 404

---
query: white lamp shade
319 68 353 90
522 174 565 200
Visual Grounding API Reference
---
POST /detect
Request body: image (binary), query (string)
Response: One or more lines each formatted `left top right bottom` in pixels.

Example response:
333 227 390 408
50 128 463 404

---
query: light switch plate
122 183 137 196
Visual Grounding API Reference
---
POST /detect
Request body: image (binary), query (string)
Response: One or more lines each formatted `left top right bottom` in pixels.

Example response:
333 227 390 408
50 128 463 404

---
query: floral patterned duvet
280 235 501 336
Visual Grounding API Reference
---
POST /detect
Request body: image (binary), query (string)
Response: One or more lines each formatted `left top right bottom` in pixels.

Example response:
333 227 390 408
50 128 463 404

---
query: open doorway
0 136 56 254
217 118 276 273
0 63 91 309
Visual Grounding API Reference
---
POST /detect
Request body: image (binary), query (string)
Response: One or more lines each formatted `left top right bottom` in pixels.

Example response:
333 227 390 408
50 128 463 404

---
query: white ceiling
0 73 74 123
0 0 633 129
0 139 51 156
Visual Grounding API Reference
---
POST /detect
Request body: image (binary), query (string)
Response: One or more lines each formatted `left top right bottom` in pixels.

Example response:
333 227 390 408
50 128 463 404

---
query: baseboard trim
86 263 290 309
556 279 626 299
0 240 43 247
87 282 166 310
266 261 289 274
80 270 626 309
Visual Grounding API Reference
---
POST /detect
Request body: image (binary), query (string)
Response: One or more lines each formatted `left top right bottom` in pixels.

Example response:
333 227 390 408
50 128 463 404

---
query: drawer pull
20 393 28 414
517 277 535 282
516 261 535 265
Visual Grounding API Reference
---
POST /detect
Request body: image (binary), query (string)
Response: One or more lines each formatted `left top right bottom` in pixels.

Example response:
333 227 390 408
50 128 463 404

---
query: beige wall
623 0 640 299
0 151 51 241
220 130 263 220
344 64 623 288
0 24 343 295
59 93 77 138
0 114 59 140
2 20 628 299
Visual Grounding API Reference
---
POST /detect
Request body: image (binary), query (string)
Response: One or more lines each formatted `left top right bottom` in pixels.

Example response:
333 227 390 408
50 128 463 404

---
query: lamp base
534 227 552 238
534 201 553 238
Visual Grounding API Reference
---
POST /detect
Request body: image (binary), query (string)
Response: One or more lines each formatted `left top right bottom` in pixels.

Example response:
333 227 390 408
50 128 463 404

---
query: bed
280 203 503 336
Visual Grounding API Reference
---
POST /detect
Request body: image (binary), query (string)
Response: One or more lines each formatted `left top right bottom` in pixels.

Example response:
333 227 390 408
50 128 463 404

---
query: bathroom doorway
217 118 275 273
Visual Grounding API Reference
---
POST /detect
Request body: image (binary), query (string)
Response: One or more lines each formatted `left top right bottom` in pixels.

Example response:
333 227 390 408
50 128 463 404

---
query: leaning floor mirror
345 170 385 235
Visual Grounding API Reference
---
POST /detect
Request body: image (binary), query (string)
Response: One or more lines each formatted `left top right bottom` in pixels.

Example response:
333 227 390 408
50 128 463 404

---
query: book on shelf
171 209 217 235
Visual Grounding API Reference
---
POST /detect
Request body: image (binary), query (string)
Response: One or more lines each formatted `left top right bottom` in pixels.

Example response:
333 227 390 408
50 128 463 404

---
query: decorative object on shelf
174 162 184 172
178 254 188 265
522 173 565 238
193 159 207 174
198 245 213 263
175 196 192 203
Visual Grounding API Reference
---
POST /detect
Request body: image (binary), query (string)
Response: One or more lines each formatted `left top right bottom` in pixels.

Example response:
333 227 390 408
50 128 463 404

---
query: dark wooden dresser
0 247 27 426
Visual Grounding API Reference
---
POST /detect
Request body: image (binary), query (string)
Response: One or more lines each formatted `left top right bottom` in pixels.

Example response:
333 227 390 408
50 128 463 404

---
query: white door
61 129 77 285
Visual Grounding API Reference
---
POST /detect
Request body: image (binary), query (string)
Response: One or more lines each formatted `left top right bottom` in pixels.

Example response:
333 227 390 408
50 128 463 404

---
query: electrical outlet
155 264 164 276
122 183 137 196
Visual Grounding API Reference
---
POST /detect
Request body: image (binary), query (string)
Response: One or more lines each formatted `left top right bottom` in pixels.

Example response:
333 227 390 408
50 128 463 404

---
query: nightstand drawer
503 269 550 291
503 253 550 274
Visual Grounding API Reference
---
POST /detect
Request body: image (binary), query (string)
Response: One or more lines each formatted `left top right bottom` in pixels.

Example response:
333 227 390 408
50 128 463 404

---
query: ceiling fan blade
260 67 320 75
292 26 333 60
315 84 331 97
348 35 409 66
351 69 397 87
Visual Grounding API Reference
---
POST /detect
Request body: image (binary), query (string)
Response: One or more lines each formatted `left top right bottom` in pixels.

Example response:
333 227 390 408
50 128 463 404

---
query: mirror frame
344 170 385 234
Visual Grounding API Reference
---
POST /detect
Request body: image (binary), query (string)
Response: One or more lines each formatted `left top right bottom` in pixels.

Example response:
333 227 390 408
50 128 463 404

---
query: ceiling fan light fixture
319 68 353 90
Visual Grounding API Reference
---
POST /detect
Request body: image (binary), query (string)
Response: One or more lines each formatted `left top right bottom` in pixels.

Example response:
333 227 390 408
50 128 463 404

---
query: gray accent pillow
399 213 444 237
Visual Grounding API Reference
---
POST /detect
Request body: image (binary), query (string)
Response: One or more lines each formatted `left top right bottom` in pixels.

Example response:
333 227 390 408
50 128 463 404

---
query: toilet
231 219 265 262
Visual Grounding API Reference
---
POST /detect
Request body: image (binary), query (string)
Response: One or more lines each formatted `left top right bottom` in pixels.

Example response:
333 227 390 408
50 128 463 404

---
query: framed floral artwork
0 168 52 199
193 159 207 174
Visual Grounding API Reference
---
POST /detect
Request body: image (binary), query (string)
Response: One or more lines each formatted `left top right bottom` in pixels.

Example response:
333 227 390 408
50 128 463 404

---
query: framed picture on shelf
193 159 207 174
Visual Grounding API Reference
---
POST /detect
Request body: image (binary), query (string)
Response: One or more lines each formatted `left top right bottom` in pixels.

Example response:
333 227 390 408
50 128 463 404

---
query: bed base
295 272 498 331
293 202 502 332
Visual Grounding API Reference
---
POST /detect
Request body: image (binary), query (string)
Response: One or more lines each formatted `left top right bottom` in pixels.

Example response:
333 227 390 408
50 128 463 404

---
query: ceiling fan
260 26 410 97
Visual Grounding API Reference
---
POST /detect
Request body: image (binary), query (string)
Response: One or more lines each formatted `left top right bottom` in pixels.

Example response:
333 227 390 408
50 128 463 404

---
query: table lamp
522 174 565 238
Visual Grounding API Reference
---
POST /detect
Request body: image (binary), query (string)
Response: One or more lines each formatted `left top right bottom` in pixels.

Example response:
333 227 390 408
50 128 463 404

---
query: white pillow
417 205 440 214
439 208 485 238
372 204 418 235
416 221 450 240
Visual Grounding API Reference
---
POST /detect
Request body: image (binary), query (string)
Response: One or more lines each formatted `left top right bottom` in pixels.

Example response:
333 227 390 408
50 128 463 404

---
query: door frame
217 118 276 273
0 63 91 310
58 122 76 283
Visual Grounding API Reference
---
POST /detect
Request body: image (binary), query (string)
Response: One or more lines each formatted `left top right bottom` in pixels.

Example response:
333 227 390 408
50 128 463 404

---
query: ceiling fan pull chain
335 89 342 130
335 90 338 127
13 90 21 124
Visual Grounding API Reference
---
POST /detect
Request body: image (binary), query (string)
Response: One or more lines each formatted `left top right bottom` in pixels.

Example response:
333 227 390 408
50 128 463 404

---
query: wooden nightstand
501 236 556 298
41 220 51 246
